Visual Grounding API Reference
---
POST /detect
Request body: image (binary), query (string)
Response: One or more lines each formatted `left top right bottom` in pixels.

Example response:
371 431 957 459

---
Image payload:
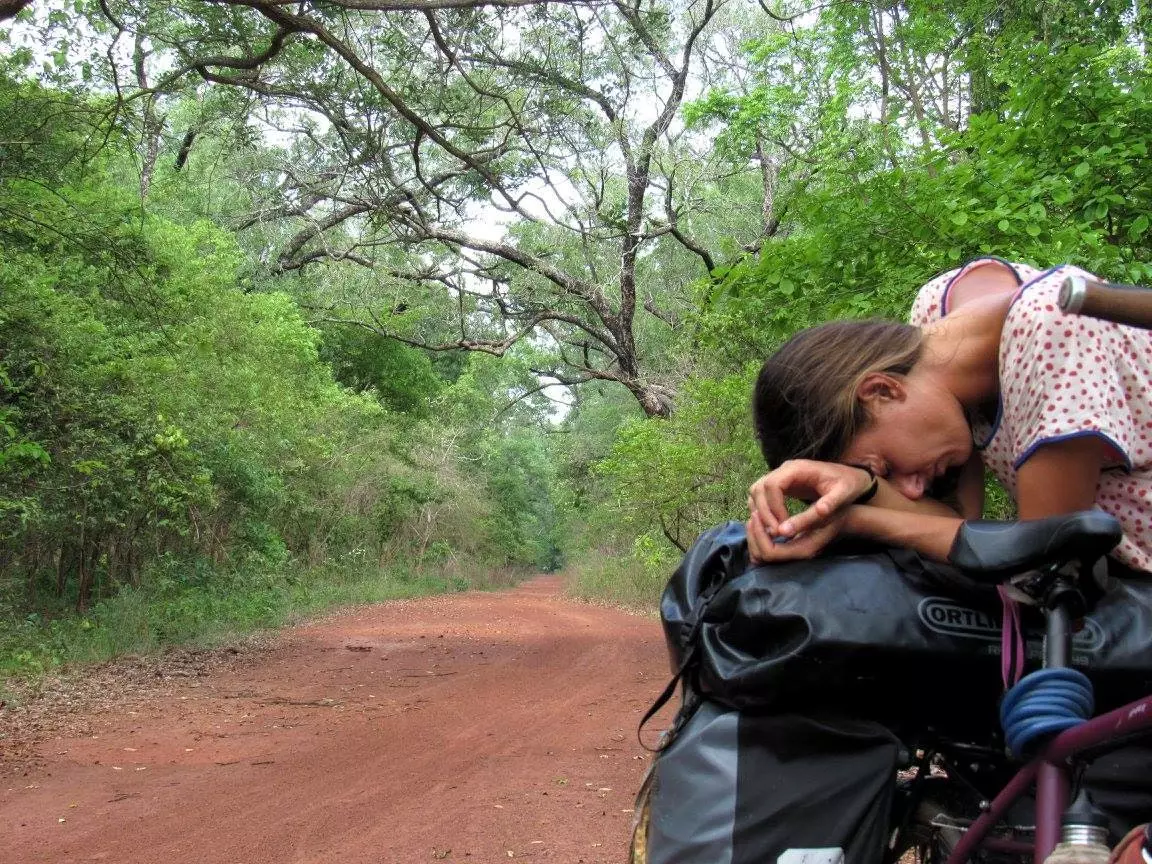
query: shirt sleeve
910 260 1041 326
908 270 953 326
999 268 1135 471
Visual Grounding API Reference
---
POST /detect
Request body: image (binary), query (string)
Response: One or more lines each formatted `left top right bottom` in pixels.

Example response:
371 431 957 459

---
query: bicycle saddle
947 511 1122 581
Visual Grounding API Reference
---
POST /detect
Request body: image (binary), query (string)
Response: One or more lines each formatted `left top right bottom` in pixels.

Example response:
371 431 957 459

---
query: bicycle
890 510 1150 863
633 274 1152 864
890 274 1152 864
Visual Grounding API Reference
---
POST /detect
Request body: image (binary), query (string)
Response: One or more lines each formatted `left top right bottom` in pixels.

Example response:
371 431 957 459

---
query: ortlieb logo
918 597 1106 653
919 598 999 641
1074 616 1106 653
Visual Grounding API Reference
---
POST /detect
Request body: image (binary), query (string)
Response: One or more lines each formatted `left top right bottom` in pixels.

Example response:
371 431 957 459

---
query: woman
747 258 1152 575
740 257 1152 844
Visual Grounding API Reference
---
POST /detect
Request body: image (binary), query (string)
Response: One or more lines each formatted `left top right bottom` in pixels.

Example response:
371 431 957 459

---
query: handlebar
1058 274 1152 329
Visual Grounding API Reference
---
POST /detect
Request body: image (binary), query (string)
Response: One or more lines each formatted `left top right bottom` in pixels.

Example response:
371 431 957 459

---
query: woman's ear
856 372 906 407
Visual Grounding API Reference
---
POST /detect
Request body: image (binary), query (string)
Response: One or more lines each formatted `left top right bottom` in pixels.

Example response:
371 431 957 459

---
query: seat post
1044 603 1071 668
1034 584 1077 863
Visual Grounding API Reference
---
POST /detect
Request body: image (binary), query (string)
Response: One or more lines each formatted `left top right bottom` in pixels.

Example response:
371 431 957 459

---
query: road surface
1 576 669 864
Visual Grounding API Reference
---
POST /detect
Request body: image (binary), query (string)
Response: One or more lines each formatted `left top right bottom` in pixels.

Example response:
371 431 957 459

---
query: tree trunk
76 541 95 611
0 0 32 23
134 33 163 202
56 542 71 597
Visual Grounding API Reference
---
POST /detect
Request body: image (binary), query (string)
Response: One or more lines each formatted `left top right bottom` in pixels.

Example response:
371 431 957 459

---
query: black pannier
659 521 1152 739
634 523 1152 864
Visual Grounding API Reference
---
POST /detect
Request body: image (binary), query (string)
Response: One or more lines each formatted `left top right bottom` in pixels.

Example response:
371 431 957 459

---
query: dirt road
2 576 670 864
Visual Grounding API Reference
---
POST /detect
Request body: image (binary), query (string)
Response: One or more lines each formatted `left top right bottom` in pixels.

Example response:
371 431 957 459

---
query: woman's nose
891 473 926 500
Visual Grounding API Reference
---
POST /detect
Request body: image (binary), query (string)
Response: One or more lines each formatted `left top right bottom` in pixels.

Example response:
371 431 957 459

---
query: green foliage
424 353 566 571
563 544 670 609
563 372 762 605
576 2 1152 602
481 431 563 570
0 73 563 681
318 326 442 417
4 1 1145 630
693 38 1152 367
596 371 761 550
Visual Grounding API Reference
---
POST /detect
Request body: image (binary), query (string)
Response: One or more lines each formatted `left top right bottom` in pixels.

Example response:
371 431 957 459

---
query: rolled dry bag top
657 522 1152 737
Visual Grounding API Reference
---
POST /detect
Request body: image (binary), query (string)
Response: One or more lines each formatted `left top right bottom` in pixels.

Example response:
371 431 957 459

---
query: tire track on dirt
1 576 670 864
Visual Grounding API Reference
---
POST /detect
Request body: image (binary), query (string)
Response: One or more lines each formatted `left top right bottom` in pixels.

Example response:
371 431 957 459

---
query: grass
563 548 670 610
0 553 519 692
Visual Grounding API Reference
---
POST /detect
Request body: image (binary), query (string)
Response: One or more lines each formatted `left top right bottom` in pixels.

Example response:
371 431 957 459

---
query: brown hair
752 319 924 466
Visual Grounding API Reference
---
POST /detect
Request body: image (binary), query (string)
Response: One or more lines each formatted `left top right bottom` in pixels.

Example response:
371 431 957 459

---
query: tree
578 0 1152 564
0 1 32 24
48 0 788 416
679 0 1152 363
0 73 484 610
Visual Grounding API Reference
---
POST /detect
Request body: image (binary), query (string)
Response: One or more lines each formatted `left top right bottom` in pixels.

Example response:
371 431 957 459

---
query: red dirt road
2 576 671 864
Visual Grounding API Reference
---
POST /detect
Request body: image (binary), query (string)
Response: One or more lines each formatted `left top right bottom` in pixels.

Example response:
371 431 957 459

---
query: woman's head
753 319 972 499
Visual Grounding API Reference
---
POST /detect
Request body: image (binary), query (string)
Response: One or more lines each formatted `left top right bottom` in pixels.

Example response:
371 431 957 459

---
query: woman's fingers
748 461 822 533
748 478 789 534
746 512 772 563
748 460 870 543
778 526 835 559
776 467 867 537
778 493 839 537
751 519 840 563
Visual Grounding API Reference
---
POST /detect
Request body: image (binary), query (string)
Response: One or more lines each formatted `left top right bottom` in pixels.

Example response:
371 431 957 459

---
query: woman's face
838 374 973 501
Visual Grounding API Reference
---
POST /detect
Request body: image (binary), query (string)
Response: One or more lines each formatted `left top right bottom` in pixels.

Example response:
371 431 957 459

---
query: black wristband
847 464 879 504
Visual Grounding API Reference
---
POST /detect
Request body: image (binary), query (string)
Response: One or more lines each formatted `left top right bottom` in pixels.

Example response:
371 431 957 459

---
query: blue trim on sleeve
1012 429 1133 472
1007 264 1066 311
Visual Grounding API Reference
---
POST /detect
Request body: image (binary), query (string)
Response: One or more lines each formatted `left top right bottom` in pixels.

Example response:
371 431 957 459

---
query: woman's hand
745 460 872 563
747 459 873 537
746 506 853 563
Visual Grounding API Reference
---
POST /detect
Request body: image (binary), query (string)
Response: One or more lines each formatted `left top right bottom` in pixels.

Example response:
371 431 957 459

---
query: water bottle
1044 790 1112 864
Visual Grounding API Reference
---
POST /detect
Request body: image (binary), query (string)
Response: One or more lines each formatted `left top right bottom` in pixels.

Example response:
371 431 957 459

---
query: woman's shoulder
909 258 1039 325
996 264 1152 415
1001 268 1065 325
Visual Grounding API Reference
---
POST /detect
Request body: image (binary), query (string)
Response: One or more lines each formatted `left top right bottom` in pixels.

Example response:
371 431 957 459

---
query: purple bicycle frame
946 693 1152 864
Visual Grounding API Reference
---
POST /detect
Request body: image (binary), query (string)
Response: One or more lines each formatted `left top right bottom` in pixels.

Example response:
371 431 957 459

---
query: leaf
950 212 968 226
1073 162 1092 178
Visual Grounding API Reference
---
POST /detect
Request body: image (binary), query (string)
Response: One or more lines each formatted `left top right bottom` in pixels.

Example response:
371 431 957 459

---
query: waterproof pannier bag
635 522 1152 864
659 522 1152 730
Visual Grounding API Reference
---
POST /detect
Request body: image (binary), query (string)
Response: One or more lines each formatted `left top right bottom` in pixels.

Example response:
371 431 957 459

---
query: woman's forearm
861 453 985 520
844 505 963 562
868 479 960 518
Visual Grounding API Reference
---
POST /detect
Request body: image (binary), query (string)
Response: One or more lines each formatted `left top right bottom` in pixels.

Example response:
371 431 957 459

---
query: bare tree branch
492 376 588 419
104 0 734 417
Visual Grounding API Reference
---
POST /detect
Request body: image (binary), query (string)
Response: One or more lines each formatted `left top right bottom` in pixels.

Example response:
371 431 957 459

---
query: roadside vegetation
2 0 1150 682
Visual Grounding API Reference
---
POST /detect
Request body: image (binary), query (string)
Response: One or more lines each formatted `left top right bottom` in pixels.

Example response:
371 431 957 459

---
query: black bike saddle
948 511 1122 582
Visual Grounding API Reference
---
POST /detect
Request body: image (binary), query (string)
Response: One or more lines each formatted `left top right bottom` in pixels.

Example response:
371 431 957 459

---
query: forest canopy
1 0 1150 668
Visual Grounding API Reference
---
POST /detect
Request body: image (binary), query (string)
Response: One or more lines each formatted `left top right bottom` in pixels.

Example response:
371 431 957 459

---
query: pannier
634 523 1152 864
658 522 1152 737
